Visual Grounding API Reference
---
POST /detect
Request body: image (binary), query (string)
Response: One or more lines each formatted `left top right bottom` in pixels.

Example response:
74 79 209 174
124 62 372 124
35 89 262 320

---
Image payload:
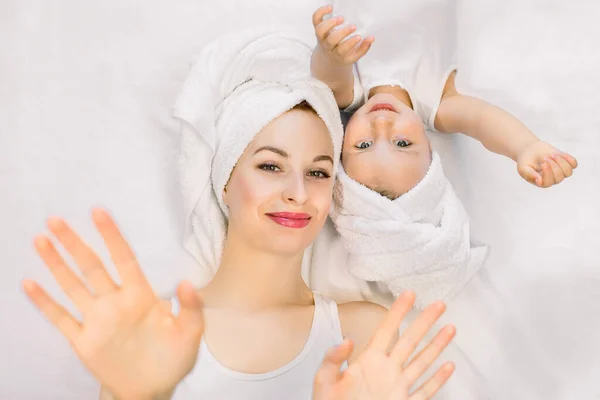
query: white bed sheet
1 0 599 398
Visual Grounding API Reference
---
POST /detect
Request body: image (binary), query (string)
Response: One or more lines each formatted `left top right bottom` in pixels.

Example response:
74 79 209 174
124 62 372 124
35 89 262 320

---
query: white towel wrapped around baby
330 151 489 310
172 29 344 283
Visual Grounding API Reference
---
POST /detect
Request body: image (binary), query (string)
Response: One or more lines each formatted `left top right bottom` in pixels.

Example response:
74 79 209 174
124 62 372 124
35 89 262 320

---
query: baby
311 4 578 197
309 4 578 308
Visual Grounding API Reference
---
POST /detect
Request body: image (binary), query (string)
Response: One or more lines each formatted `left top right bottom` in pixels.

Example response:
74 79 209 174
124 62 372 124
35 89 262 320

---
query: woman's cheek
238 171 281 205
310 180 334 216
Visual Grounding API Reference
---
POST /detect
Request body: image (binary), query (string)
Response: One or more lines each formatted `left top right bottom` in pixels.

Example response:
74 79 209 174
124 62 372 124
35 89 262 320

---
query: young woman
23 28 456 399
23 103 455 400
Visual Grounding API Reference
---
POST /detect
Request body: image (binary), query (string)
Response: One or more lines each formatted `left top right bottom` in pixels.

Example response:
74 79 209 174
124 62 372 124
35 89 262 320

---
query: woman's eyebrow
313 155 333 164
253 146 288 157
253 146 333 164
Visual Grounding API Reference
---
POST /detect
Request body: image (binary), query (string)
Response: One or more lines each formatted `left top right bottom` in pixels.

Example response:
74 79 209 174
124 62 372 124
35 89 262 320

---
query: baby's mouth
369 103 397 113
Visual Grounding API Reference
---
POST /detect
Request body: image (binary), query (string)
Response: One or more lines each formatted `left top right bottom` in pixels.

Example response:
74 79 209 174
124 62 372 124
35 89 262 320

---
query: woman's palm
313 293 456 400
23 209 204 400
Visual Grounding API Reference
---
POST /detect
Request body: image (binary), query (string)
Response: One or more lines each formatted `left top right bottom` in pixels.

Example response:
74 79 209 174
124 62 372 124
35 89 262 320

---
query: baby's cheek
343 156 376 188
405 117 425 135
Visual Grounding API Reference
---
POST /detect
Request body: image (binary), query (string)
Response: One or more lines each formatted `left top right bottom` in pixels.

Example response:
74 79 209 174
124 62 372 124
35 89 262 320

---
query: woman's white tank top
171 293 345 400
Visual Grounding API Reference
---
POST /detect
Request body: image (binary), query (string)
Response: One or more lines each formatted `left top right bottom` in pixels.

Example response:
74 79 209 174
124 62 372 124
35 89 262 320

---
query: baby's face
343 93 432 200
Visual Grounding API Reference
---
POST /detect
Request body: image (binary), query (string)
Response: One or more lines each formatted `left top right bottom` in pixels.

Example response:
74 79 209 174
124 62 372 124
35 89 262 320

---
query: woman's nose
281 173 308 205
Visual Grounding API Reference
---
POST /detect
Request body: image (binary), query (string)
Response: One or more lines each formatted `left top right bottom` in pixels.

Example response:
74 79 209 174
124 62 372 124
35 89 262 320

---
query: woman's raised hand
313 292 455 400
22 208 204 400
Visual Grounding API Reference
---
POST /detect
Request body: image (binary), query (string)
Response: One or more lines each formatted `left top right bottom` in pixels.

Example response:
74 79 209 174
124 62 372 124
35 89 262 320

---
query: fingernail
22 280 36 292
92 208 108 221
33 235 49 249
46 217 64 230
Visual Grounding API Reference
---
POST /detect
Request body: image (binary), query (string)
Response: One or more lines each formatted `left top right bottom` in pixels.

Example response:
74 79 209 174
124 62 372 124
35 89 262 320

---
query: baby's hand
517 141 578 188
312 5 374 68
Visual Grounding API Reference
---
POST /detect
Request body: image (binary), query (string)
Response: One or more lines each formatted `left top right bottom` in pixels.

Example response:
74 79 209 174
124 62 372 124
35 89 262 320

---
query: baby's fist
517 140 578 188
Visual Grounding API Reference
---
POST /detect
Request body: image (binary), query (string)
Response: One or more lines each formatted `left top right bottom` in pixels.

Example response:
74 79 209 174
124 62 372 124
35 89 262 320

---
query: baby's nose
370 113 396 131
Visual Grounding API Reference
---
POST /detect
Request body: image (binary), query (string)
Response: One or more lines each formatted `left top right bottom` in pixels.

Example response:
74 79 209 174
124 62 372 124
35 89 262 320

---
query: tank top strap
312 292 344 344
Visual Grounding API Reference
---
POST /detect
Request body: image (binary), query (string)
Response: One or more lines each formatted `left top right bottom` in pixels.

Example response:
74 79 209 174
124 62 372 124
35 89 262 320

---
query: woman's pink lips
370 103 397 113
266 212 311 229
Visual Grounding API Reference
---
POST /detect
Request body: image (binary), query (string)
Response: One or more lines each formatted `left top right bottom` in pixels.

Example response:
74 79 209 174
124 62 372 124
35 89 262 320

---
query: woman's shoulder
337 301 389 361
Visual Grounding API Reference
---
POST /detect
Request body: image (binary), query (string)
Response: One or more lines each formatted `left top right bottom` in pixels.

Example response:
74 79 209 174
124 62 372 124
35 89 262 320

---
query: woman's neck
369 85 414 109
199 232 313 310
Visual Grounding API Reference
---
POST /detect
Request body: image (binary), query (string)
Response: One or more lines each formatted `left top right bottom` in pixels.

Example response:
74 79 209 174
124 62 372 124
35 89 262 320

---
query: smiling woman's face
222 103 335 257
342 93 432 200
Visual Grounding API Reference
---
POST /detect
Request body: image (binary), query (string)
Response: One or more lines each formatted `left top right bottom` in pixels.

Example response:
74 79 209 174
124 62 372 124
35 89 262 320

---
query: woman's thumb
175 281 204 338
314 339 353 388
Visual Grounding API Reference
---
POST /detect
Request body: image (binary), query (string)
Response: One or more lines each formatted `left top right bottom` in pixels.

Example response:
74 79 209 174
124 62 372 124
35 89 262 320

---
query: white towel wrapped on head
172 29 344 283
330 151 489 310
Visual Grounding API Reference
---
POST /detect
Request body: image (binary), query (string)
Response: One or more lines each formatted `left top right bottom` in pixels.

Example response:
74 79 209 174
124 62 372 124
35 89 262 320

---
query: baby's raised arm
435 72 577 188
310 5 373 109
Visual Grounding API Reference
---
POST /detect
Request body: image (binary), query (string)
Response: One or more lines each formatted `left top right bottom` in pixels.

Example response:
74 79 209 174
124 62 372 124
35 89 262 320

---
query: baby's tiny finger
518 165 542 186
315 16 344 42
560 153 578 169
547 158 565 184
540 162 555 188
335 34 362 57
347 36 375 63
312 5 333 27
326 23 357 50
551 154 574 178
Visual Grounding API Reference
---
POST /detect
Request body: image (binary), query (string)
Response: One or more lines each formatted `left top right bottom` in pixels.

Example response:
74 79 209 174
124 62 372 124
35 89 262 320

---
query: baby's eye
354 141 373 149
394 139 411 148
258 163 280 172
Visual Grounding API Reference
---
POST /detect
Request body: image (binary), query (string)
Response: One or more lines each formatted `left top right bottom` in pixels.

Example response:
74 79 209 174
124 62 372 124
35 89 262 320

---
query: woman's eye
308 170 331 179
394 139 411 148
354 141 373 149
258 163 280 172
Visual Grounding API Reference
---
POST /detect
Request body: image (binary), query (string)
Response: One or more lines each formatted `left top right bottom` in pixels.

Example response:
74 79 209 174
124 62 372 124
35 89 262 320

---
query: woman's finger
315 16 344 43
326 24 357 51
551 154 574 178
408 362 455 400
546 158 565 185
368 291 415 353
47 217 117 295
33 235 93 312
22 279 82 342
390 301 446 364
312 4 333 28
347 36 375 64
91 208 149 288
403 325 456 386
174 281 205 340
314 339 354 389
